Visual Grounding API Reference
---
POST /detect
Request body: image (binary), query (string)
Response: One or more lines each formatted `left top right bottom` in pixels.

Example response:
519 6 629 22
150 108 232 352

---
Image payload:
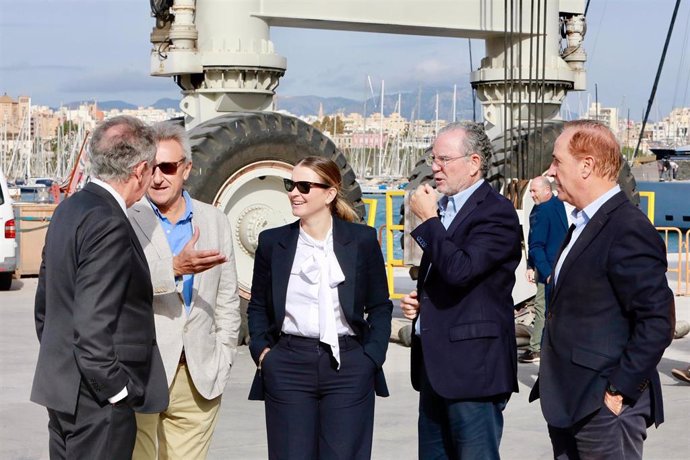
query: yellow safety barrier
383 190 406 299
657 226 684 296
362 197 378 228
640 191 655 225
686 229 690 296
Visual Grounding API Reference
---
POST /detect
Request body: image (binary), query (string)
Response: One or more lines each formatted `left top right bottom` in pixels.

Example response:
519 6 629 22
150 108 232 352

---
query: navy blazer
529 191 675 428
410 181 522 400
247 217 393 400
528 194 568 284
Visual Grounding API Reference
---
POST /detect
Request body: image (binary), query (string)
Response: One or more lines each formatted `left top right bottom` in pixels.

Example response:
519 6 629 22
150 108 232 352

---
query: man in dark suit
31 115 169 460
400 121 522 459
529 120 675 459
520 176 568 363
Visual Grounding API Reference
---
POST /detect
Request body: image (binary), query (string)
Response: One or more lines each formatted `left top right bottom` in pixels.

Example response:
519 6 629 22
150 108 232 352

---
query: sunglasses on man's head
283 178 332 194
153 159 185 175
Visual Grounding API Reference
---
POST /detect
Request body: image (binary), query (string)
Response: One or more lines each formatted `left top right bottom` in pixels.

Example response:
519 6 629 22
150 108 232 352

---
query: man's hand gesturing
173 226 228 276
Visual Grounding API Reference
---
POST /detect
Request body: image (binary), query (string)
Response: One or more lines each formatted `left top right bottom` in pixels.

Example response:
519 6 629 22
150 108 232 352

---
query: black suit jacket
410 181 522 399
529 191 675 428
247 217 393 399
31 182 168 415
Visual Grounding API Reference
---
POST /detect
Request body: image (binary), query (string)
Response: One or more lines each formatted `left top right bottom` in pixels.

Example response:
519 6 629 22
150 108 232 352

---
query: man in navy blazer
529 120 675 459
520 176 568 363
400 121 521 459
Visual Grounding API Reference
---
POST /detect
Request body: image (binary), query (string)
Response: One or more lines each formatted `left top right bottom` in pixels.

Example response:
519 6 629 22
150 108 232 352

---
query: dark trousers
261 334 377 460
548 388 651 460
47 381 136 460
418 363 508 460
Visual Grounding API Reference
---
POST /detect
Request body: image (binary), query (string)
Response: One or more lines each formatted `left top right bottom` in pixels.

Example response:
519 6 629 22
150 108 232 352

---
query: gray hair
88 115 156 182
436 121 493 176
150 121 193 163
532 175 554 193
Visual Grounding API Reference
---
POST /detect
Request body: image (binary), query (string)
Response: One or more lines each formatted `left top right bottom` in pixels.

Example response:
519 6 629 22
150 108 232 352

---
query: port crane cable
671 4 690 109
633 0 683 160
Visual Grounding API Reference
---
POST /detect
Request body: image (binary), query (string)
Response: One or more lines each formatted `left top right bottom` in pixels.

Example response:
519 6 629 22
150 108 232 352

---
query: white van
0 168 17 290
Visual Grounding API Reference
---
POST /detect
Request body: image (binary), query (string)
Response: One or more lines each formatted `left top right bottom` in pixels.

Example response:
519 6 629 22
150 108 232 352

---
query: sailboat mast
435 92 439 134
379 79 385 177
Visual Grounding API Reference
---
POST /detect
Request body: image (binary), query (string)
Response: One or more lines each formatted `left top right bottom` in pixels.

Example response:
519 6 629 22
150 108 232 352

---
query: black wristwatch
606 383 622 396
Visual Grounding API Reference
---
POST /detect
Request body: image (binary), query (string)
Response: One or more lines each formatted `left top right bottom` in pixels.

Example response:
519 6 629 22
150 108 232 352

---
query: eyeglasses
425 154 469 168
153 159 186 175
283 178 332 194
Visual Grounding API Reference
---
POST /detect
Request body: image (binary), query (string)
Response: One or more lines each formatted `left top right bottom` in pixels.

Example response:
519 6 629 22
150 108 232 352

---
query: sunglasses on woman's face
283 178 331 194
153 159 186 175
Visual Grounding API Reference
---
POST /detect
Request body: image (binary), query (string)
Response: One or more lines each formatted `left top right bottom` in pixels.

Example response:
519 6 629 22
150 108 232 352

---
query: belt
279 333 360 350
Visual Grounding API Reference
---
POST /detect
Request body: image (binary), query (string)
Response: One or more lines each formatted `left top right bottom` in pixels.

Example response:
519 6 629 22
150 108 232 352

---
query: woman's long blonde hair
294 156 358 223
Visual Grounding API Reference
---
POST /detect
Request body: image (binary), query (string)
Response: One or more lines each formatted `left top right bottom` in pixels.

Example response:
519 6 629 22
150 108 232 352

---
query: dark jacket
528 194 568 284
529 191 675 428
247 217 393 400
410 180 522 399
31 182 168 415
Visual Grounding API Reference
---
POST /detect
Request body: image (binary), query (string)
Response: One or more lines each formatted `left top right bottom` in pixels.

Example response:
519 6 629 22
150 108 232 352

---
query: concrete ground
1 274 689 460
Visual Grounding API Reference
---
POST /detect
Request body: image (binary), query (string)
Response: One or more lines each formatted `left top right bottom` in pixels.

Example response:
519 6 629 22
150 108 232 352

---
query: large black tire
405 149 434 191
487 121 639 205
186 112 363 216
487 121 565 191
184 112 363 346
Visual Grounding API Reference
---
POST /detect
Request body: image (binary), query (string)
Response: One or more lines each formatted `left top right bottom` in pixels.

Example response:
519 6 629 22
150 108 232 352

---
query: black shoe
518 350 540 363
671 367 690 383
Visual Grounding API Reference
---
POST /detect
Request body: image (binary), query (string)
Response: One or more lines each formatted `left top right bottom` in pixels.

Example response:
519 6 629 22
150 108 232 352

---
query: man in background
31 115 168 459
520 176 568 364
530 120 675 459
400 121 521 459
129 121 241 459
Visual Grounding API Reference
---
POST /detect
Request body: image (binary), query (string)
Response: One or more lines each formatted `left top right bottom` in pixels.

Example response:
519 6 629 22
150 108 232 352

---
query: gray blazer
129 197 241 400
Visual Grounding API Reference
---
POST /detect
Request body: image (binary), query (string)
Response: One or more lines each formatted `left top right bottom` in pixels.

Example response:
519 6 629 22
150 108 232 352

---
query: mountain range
57 86 479 121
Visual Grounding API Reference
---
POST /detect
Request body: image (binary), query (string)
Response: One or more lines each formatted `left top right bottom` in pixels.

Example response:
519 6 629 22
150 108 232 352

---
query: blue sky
1 0 688 120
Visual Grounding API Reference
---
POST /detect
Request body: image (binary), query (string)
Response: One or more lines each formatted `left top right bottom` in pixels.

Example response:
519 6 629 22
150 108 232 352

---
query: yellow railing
362 198 378 228
640 191 655 225
657 226 684 296
686 229 690 296
383 191 406 299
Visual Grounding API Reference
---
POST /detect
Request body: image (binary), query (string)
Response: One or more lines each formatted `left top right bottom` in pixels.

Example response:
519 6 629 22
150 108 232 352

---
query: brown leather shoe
671 367 690 383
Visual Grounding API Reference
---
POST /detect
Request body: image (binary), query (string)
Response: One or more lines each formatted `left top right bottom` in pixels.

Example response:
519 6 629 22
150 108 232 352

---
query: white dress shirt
282 225 354 339
90 178 127 215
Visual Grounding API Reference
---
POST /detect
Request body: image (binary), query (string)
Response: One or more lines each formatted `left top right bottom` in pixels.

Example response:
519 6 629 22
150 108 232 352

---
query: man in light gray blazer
128 121 241 459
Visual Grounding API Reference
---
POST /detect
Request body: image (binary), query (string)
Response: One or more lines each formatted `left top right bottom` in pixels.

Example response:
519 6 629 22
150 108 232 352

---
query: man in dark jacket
529 120 675 459
31 116 169 460
520 175 568 363
400 121 521 460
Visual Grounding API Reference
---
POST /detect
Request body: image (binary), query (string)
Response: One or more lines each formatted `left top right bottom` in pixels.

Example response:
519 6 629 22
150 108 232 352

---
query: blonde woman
248 156 393 460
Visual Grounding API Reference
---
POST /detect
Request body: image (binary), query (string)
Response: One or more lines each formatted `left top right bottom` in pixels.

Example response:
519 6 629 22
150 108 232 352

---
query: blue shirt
416 178 486 335
149 190 195 313
439 179 485 229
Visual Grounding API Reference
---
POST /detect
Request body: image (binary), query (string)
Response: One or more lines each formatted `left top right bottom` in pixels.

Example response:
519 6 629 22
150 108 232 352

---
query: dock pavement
1 271 688 459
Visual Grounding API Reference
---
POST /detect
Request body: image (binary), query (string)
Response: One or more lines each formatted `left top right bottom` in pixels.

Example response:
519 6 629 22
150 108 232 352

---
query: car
0 168 17 290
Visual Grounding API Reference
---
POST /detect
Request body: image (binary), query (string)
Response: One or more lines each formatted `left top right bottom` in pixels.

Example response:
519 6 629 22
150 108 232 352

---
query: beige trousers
133 363 222 460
